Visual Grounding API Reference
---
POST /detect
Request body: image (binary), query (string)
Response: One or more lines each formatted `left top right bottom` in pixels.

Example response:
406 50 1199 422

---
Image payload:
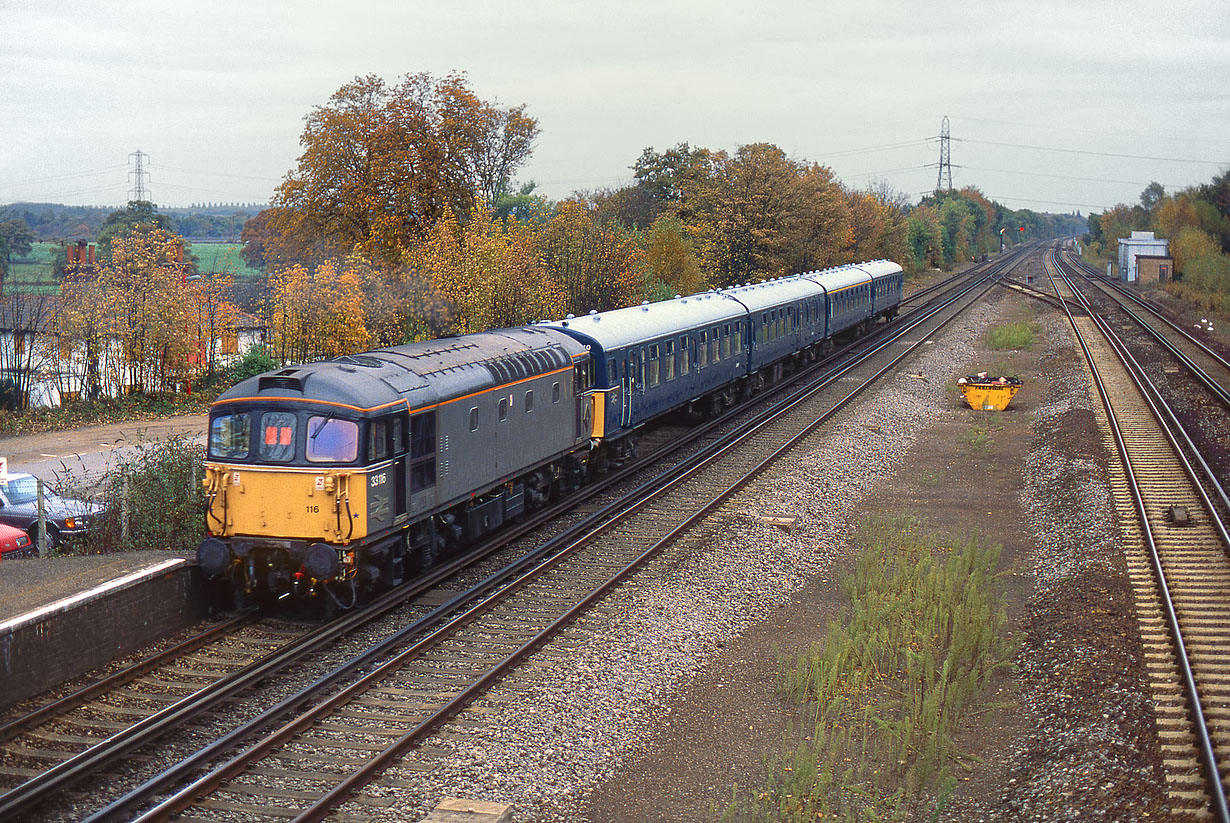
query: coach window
306 416 359 463
210 412 250 460
722 324 732 359
525 390 534 413
697 331 708 368
648 345 660 388
679 335 689 376
258 411 297 462
663 340 675 381
499 397 509 421
469 406 479 432
734 324 743 352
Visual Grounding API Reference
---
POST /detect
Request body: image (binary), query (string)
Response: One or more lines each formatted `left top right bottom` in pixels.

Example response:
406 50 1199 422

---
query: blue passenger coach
547 291 746 451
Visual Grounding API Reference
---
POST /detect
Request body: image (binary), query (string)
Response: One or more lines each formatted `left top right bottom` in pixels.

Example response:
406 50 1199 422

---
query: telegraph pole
936 116 952 191
128 149 150 203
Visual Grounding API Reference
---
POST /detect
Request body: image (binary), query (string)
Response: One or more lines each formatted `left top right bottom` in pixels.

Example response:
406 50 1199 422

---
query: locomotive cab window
306 416 359 463
210 412 251 459
368 415 408 462
259 411 297 462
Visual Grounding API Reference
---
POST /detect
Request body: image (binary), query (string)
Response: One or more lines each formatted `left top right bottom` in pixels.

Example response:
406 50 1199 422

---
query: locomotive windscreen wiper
310 412 336 440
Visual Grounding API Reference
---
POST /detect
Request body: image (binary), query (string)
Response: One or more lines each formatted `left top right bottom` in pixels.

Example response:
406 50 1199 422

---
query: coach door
624 349 634 428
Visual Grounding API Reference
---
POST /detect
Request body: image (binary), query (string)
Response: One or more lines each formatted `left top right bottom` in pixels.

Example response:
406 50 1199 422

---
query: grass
963 421 1002 451
715 515 1014 822
986 321 1040 351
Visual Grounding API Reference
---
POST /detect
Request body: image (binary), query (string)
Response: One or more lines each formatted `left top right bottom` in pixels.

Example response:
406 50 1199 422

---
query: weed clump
716 515 1014 822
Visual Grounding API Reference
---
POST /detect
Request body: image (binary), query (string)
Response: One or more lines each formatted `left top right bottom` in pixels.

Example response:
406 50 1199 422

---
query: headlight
64 517 76 529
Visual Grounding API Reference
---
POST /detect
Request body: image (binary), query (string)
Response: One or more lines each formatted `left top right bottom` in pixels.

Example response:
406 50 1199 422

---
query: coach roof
545 291 746 352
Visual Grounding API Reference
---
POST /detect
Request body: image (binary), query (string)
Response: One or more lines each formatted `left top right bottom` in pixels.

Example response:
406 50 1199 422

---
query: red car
0 522 34 559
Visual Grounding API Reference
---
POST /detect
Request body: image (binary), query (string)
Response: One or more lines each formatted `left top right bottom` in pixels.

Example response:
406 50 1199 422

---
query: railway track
107 257 1011 823
3 250 1024 822
1047 248 1230 822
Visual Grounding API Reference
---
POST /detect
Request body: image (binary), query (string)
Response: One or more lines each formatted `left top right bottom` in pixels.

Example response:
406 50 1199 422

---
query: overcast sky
2 0 1227 215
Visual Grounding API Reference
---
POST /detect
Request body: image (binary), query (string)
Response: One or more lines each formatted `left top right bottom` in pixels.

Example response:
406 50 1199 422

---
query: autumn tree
536 200 646 315
410 206 564 334
643 214 704 298
271 72 539 265
265 260 370 364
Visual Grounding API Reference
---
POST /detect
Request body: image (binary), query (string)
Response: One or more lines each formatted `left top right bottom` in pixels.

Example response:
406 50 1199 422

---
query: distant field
190 243 265 280
4 241 265 289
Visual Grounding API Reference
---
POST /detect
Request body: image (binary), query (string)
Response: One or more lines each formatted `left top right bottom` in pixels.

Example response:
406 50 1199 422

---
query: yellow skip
957 374 1021 411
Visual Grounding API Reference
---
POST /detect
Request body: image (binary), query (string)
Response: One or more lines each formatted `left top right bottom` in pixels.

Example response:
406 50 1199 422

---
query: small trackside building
1118 231 1170 283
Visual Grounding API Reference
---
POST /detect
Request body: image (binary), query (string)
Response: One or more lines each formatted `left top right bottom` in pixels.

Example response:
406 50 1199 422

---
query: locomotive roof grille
258 373 303 393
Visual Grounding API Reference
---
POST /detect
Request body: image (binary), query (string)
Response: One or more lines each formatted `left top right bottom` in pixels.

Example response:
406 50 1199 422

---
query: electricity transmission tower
936 116 952 191
128 149 150 203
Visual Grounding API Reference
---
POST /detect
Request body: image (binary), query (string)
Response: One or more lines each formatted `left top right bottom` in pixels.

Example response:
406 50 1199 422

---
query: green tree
0 217 35 272
96 201 173 263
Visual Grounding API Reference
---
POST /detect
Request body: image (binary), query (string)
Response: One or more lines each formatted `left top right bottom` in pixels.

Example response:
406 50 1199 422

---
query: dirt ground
584 274 1169 820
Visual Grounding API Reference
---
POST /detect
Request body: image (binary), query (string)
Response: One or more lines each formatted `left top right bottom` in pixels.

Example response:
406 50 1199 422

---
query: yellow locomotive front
197 399 390 607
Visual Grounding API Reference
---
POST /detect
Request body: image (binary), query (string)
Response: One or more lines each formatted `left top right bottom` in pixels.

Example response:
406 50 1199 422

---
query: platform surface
0 550 194 625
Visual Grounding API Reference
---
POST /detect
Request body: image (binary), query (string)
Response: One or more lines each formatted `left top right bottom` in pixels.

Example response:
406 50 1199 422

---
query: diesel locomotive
196 260 903 607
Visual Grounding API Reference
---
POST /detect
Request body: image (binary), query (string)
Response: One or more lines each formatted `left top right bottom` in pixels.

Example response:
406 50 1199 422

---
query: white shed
1118 231 1170 283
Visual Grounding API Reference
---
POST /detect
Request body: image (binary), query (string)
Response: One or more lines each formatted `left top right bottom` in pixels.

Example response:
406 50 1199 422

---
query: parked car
0 522 34 559
0 472 104 550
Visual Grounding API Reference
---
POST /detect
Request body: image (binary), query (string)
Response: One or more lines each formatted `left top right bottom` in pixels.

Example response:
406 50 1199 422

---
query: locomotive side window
499 398 509 422
259 412 297 462
210 412 250 459
410 412 437 492
525 390 534 413
411 413 435 458
469 407 479 432
306 416 359 463
552 382 561 403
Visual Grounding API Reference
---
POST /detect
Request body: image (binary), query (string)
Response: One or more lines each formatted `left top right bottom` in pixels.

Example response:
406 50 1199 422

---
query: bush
228 345 279 383
59 437 206 554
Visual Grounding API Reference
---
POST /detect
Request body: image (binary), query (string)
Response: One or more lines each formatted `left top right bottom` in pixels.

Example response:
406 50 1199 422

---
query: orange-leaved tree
265 260 370 364
410 206 564 334
270 72 539 266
